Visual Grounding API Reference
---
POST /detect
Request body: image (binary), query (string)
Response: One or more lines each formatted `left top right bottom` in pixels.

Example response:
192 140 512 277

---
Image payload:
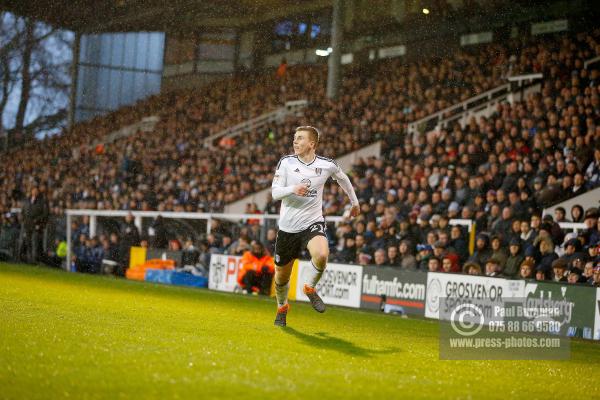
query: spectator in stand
89 236 104 273
449 225 469 263
503 238 524 278
584 147 600 189
427 257 440 272
101 234 119 275
582 261 595 285
20 185 49 263
554 207 569 223
373 248 387 267
399 240 417 269
265 228 277 256
41 238 67 268
0 213 19 261
592 265 600 287
237 240 274 295
519 260 535 280
567 268 584 284
182 238 200 267
118 213 140 276
1 29 599 284
551 259 569 282
168 239 182 251
562 238 587 269
520 220 536 249
229 234 250 256
542 215 565 248
464 262 482 276
357 247 373 266
588 244 599 265
536 236 558 277
70 235 83 271
582 208 600 246
337 235 357 264
416 244 433 270
535 268 548 281
149 215 168 249
571 205 585 223
244 203 262 225
441 256 455 273
469 234 492 267
212 235 229 254
386 245 401 267
489 235 508 270
484 258 502 277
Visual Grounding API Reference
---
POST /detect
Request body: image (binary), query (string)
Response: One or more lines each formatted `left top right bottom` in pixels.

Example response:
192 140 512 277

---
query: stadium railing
406 73 543 139
203 99 308 146
63 209 481 271
584 55 600 69
6 207 586 269
64 209 341 271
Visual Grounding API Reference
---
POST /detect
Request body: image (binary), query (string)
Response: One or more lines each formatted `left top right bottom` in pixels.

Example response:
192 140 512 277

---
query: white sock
275 282 289 307
305 260 324 288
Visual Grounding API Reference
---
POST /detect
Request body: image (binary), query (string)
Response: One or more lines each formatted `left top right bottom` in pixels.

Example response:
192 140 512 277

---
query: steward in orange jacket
238 241 275 295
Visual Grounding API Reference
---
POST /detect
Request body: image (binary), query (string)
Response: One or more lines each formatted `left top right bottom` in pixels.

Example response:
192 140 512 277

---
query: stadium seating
1 28 599 284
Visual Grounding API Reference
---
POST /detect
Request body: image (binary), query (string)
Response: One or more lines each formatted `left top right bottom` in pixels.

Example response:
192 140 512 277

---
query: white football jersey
271 154 359 233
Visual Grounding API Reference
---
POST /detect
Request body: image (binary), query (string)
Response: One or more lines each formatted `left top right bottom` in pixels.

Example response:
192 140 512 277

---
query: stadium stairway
406 74 543 141
204 99 308 147
543 186 600 218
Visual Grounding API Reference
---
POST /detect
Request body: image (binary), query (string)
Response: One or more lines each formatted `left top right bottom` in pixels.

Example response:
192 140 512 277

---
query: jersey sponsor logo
300 178 317 197
315 167 322 175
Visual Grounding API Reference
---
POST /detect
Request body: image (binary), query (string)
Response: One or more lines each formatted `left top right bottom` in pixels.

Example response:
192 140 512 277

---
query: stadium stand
0 28 599 285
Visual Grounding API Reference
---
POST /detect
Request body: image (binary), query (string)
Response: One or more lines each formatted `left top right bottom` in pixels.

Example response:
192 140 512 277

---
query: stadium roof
2 0 331 33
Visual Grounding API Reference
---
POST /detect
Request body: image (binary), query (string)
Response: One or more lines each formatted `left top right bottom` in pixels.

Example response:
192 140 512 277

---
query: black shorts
274 222 327 266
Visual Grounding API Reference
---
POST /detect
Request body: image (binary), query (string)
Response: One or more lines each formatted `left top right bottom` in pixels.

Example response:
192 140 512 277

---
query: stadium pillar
67 32 81 130
134 216 142 235
90 216 97 239
66 213 72 271
326 0 343 100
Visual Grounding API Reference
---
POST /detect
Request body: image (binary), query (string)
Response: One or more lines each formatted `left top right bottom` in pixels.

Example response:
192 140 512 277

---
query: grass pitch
1 263 599 399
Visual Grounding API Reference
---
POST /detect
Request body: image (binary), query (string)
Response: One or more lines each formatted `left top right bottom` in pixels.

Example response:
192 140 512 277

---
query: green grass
1 263 599 399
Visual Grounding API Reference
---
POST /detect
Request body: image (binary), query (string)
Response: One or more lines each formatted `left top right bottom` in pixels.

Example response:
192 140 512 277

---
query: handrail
406 83 511 136
407 74 543 137
506 73 543 82
203 99 308 145
63 209 478 271
584 55 600 69
65 209 339 221
65 209 331 270
556 222 587 231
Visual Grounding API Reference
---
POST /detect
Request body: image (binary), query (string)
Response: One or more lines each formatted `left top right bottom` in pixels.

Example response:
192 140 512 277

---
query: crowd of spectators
1 29 563 215
321 29 600 285
0 28 599 286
